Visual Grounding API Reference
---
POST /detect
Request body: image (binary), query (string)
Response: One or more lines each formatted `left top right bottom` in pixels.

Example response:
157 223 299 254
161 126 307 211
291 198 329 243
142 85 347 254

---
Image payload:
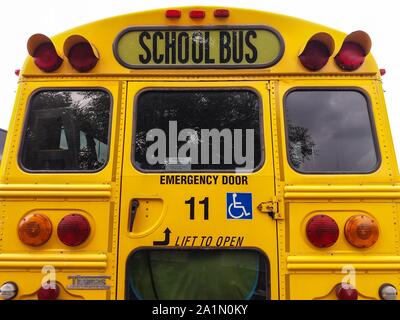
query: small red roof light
214 9 230 18
165 9 181 18
190 10 205 19
380 69 386 76
15 69 20 77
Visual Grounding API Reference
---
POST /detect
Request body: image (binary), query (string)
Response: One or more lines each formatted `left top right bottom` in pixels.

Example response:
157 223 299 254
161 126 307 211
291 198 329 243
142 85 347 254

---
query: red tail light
336 283 358 300
190 10 205 19
299 33 334 71
165 9 181 18
57 214 90 247
37 284 60 300
306 215 339 248
214 9 230 18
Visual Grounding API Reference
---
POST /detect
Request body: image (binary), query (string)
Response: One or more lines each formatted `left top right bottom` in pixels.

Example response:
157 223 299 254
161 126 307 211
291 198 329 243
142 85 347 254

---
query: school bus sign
113 26 284 69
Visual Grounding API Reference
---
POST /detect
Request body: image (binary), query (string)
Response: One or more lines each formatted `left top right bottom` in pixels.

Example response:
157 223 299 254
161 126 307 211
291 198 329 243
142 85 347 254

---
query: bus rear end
0 7 399 300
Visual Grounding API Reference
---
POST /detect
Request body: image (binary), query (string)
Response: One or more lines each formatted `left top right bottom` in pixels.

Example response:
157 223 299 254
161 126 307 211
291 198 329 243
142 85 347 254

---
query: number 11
185 197 209 220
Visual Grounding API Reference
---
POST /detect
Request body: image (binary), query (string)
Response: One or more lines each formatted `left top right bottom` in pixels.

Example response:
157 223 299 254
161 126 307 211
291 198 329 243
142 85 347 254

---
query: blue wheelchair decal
227 193 253 220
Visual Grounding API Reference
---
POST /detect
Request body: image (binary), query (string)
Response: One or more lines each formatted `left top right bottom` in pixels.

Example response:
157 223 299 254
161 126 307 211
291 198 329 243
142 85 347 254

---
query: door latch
129 199 140 232
257 199 282 220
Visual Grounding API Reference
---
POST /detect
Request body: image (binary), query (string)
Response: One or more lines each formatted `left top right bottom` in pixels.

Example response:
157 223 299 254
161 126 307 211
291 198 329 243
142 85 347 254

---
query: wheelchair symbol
227 193 252 220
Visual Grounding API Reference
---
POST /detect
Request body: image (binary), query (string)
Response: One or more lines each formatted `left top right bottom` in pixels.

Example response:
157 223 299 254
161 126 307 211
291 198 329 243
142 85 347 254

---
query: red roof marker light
165 9 181 18
214 9 230 18
190 10 205 19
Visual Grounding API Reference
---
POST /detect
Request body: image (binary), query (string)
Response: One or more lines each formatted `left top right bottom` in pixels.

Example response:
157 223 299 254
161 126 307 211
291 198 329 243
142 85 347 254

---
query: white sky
1 0 399 159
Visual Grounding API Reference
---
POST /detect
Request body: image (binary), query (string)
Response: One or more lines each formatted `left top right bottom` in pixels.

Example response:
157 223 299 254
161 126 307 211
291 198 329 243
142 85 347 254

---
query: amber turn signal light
344 215 379 248
18 214 52 247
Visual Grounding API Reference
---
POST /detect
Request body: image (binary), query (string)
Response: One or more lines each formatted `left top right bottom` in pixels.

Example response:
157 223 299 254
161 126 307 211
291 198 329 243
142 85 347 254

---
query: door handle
129 199 140 232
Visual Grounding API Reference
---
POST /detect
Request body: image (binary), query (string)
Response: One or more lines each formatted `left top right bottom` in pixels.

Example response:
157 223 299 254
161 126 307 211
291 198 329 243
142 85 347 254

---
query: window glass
0 129 6 162
284 90 379 173
126 249 269 300
20 90 111 171
134 90 262 172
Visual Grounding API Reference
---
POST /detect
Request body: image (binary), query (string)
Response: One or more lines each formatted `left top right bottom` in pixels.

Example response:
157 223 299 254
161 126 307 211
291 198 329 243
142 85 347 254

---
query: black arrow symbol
153 228 171 246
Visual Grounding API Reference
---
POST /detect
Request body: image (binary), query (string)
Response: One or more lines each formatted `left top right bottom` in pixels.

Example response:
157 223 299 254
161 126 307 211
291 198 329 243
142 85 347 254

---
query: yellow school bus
0 6 399 300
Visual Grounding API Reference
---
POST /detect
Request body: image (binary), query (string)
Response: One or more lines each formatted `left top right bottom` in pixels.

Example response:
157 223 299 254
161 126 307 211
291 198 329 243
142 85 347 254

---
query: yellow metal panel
0 80 123 299
287 202 398 255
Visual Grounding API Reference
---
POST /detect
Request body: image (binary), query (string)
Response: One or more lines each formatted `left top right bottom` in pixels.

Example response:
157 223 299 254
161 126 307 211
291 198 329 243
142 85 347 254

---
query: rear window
126 249 269 300
133 89 263 172
284 90 379 173
20 90 111 172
